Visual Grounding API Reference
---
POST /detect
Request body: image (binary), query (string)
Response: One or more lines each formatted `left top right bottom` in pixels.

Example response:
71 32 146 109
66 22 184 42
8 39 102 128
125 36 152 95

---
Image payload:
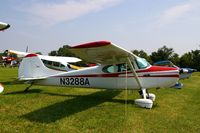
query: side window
117 63 131 72
53 62 60 67
42 59 66 71
60 64 65 68
103 63 131 73
136 58 150 69
42 60 48 65
47 61 52 65
107 66 116 73
103 65 116 73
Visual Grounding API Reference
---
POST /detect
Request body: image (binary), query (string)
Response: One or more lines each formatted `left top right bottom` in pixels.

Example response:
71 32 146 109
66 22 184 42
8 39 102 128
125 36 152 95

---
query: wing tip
25 53 38 58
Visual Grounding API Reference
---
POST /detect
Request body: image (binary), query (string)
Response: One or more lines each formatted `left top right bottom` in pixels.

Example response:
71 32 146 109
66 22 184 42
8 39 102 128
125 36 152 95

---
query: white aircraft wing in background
8 50 29 58
8 49 82 63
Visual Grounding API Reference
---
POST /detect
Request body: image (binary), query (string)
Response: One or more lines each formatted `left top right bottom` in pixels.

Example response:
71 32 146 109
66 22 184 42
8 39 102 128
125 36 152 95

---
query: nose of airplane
154 66 180 80
139 65 180 73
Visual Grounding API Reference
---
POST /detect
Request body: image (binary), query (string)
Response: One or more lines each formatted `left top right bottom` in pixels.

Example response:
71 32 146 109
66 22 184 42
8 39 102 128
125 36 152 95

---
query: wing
8 50 30 58
69 41 138 64
40 55 82 64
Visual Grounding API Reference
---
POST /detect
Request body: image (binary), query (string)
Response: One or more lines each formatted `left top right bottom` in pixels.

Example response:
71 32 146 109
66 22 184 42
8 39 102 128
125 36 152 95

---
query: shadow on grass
1 81 16 85
0 79 25 85
43 91 134 104
4 89 43 95
20 90 130 123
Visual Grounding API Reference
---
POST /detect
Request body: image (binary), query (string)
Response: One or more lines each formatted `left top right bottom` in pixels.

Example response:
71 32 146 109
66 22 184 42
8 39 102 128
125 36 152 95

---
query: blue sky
1 0 200 55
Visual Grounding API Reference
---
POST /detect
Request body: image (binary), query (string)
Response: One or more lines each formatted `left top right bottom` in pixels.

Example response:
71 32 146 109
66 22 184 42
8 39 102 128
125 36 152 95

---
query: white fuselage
34 65 179 90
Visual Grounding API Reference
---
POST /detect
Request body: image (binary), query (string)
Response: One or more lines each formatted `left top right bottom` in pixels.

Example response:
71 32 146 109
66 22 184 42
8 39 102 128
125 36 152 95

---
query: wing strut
126 57 142 89
126 57 153 108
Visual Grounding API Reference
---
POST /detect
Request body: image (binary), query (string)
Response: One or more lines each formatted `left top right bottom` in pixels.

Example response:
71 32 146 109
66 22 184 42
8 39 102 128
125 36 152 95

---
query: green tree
191 50 200 70
179 50 200 71
150 45 180 65
48 50 57 56
180 52 193 68
35 52 42 55
132 50 152 63
48 45 76 57
170 53 180 66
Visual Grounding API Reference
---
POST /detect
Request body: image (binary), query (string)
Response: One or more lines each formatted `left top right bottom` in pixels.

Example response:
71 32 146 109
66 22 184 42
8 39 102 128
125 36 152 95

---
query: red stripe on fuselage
71 41 111 48
55 65 179 78
57 74 179 78
56 71 179 78
137 66 178 73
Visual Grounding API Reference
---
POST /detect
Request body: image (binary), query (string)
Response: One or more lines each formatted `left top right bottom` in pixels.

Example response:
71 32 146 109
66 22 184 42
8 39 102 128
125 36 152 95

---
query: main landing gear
24 82 33 92
135 88 156 109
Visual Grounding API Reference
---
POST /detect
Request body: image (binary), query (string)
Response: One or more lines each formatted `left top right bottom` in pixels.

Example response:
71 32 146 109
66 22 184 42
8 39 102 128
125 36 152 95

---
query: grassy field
0 68 200 133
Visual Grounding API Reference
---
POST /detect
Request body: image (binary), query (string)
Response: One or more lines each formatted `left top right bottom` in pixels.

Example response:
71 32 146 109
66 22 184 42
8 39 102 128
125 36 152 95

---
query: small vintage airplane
16 41 179 109
0 22 10 31
1 55 18 67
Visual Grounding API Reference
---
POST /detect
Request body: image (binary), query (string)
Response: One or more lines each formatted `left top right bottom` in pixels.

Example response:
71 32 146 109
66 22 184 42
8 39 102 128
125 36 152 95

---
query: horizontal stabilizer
18 76 48 81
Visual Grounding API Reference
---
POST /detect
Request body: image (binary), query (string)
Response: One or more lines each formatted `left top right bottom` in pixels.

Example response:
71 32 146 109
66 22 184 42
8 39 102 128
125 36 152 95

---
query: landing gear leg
24 83 33 92
138 89 156 101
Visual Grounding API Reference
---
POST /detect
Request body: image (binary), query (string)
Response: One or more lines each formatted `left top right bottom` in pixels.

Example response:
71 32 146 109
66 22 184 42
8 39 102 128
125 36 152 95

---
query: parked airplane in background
154 60 196 79
1 55 18 67
154 60 196 89
0 22 10 31
7 49 83 71
16 41 179 109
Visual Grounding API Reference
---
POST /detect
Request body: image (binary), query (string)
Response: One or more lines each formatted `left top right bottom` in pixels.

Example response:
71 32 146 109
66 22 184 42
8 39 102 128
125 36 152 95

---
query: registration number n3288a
60 77 90 86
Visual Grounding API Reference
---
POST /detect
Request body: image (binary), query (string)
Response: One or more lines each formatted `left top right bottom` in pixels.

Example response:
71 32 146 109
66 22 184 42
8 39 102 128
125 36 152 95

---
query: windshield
136 58 150 69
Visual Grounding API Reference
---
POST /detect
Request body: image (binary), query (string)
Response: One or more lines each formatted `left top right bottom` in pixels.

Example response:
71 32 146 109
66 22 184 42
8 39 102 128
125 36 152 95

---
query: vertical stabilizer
18 54 63 80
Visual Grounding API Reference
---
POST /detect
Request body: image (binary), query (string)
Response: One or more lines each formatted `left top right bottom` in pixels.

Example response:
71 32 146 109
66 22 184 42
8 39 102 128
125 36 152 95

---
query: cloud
157 0 200 26
24 0 122 26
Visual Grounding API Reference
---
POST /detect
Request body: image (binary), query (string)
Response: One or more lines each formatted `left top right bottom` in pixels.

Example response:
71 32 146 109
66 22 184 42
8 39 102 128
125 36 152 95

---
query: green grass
0 68 200 133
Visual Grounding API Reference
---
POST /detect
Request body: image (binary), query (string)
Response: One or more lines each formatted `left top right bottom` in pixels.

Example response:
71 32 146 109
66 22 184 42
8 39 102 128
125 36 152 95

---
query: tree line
48 45 200 71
